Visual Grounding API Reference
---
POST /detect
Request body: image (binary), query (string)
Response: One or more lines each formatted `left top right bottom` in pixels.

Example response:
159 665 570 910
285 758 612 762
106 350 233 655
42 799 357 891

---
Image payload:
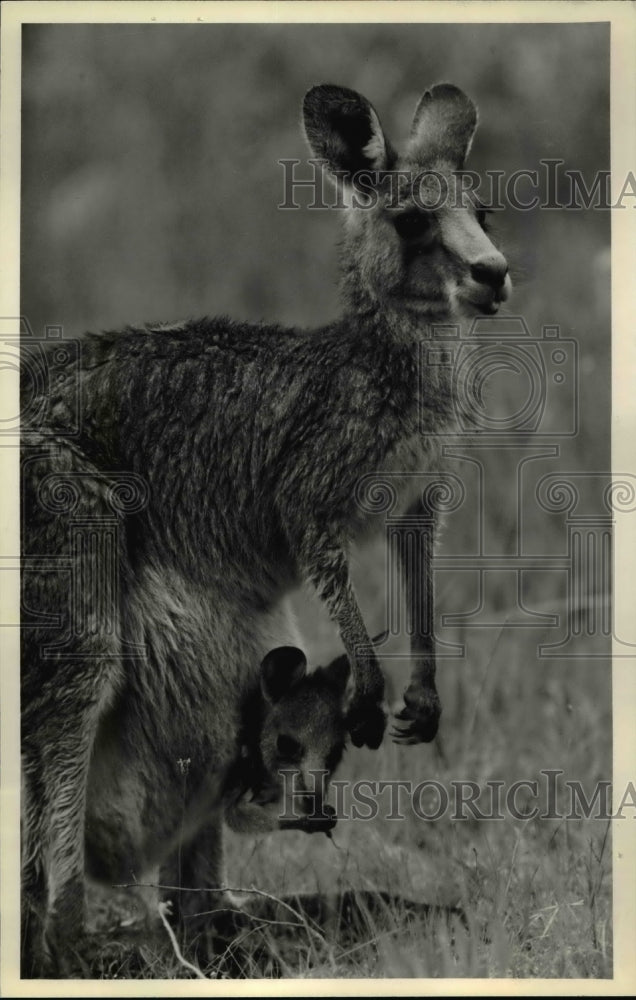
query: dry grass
81 578 612 980
18 22 612 983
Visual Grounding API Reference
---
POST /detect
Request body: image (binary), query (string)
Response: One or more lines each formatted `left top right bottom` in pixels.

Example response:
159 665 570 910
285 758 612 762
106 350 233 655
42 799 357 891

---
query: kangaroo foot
391 683 441 744
25 933 93 979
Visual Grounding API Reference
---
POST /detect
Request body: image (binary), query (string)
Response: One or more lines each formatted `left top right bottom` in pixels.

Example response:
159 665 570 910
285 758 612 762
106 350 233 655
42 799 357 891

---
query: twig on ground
115 881 327 945
156 901 207 980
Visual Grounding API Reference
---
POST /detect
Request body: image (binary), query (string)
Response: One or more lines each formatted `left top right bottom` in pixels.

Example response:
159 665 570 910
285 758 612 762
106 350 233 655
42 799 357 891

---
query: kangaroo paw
34 934 93 979
391 685 441 744
346 697 387 749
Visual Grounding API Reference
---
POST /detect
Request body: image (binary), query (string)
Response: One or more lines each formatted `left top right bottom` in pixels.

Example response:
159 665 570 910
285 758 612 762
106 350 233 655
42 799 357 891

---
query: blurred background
21 19 612 636
21 22 610 348
21 22 613 975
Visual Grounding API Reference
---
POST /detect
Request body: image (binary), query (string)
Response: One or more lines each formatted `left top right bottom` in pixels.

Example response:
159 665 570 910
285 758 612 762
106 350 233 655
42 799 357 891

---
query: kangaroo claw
390 724 424 745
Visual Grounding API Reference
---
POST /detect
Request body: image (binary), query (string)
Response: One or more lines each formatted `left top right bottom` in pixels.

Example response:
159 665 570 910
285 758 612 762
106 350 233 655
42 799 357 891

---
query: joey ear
303 84 394 182
313 653 351 700
260 646 307 703
407 83 477 168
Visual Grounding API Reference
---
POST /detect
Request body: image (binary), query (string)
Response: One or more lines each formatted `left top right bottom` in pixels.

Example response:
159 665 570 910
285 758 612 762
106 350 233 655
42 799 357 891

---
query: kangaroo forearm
332 594 384 702
303 538 383 703
399 502 437 674
391 501 442 742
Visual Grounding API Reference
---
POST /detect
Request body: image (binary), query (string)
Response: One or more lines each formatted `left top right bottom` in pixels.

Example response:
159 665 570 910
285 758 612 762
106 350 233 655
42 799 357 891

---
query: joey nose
470 258 508 290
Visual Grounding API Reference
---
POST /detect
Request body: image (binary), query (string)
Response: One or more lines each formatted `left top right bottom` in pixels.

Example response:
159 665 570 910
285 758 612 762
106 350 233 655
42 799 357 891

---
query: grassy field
80 571 612 980
19 19 613 983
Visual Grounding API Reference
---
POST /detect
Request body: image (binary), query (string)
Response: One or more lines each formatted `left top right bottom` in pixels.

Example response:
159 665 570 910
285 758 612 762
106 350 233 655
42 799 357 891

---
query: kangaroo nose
471 258 509 290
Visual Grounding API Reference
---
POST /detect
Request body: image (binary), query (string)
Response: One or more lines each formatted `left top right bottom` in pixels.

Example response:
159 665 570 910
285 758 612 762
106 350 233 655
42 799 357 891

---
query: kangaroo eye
393 210 433 242
277 734 303 762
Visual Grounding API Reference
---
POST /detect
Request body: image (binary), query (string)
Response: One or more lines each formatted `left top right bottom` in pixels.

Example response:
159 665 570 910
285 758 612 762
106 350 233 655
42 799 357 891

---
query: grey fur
21 81 511 975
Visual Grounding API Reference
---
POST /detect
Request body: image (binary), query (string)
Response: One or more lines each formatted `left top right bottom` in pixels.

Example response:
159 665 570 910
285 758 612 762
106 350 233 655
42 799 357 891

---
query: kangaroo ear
313 653 351 700
407 83 477 168
303 84 394 182
260 646 307 703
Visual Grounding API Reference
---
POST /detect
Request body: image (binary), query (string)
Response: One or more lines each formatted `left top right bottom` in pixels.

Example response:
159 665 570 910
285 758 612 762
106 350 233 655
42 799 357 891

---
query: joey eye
393 209 434 243
276 734 303 762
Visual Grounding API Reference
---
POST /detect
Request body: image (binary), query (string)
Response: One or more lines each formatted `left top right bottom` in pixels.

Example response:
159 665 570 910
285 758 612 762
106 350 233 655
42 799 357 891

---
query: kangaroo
83 644 347 878
20 82 510 974
23 644 348 975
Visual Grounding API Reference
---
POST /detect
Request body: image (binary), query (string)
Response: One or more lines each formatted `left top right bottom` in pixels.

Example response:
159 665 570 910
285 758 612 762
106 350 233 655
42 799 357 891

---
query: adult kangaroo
21 82 510 975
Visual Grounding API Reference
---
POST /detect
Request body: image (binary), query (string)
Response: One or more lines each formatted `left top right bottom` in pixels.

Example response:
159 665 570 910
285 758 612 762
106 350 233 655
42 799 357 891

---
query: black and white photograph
1 0 634 991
